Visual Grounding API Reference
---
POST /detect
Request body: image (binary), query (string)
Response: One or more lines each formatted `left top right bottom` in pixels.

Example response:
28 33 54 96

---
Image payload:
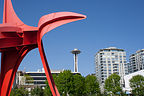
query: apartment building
128 49 144 73
95 47 128 87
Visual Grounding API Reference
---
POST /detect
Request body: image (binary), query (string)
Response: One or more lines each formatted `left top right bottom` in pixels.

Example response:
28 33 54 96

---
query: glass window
112 58 115 60
28 73 46 76
104 50 109 52
112 61 115 63
111 50 116 52
103 58 106 60
111 53 114 55
103 64 106 66
103 69 107 71
115 55 118 58
108 61 111 63
115 58 118 61
103 67 107 69
103 61 106 63
107 58 110 60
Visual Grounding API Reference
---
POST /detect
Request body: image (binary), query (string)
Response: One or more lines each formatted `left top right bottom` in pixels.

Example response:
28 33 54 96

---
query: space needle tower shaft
71 48 81 72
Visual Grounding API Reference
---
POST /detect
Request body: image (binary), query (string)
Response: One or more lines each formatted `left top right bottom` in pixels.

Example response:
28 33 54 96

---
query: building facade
14 68 80 91
14 69 64 90
95 47 128 87
128 49 144 74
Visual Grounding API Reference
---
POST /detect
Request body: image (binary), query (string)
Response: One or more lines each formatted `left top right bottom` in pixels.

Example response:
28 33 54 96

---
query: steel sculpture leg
38 40 60 96
0 47 32 96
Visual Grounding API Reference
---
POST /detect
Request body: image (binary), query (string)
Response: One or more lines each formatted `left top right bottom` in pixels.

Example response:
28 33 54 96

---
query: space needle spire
71 48 81 72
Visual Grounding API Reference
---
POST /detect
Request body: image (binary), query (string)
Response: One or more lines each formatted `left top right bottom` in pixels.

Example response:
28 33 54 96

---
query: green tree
130 75 144 96
31 86 44 96
104 73 122 96
56 70 74 96
73 74 85 96
85 75 100 96
10 87 29 96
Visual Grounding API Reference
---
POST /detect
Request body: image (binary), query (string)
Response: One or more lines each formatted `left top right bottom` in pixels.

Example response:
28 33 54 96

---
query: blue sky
0 0 144 76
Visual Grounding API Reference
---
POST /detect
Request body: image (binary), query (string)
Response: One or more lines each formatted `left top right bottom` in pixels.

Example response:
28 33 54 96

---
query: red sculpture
0 0 86 96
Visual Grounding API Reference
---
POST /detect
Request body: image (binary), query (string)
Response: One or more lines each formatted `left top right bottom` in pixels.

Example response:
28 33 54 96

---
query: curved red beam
37 12 86 96
0 0 86 96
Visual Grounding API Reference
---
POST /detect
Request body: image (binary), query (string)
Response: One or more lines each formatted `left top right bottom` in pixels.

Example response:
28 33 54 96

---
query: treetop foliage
130 75 144 95
104 73 122 95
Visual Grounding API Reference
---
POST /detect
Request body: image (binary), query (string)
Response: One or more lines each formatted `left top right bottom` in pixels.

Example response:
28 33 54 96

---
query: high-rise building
128 49 144 73
95 47 128 87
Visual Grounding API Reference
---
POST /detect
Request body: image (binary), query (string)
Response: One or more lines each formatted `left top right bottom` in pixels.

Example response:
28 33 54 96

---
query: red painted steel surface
0 0 86 96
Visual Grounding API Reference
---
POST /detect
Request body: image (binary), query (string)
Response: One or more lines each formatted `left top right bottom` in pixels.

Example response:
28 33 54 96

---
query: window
124 61 127 63
115 58 118 61
112 61 115 63
115 55 118 58
103 66 107 69
103 69 107 71
104 50 109 52
102 58 106 60
112 58 115 61
111 53 114 55
113 64 118 66
113 66 118 68
28 73 46 76
103 61 106 63
111 50 116 52
107 58 110 60
109 66 111 69
103 64 106 66
108 61 111 63
113 69 118 71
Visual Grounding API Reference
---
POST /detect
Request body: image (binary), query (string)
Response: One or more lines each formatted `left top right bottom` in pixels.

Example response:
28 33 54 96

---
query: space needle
71 48 81 72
